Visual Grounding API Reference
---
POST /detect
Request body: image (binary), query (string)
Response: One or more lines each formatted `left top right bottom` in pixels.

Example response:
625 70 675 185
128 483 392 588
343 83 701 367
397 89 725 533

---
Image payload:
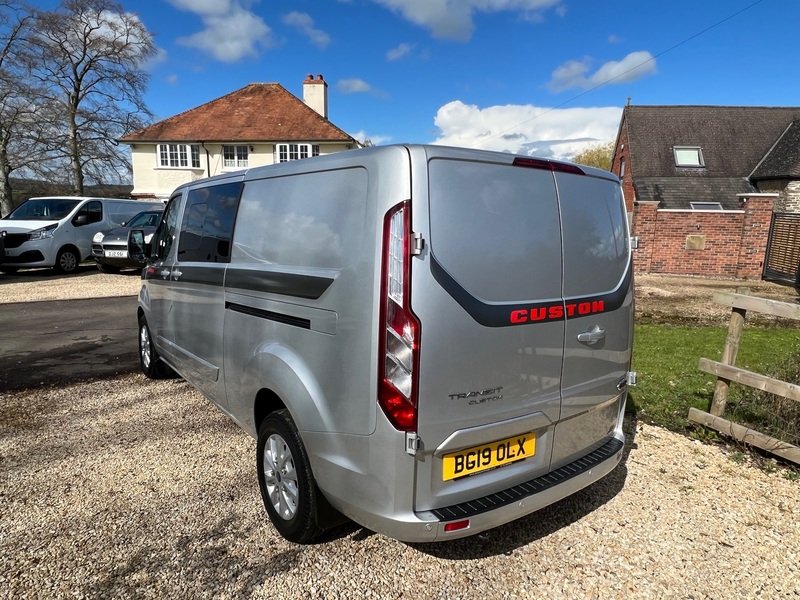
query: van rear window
428 159 562 303
556 173 629 297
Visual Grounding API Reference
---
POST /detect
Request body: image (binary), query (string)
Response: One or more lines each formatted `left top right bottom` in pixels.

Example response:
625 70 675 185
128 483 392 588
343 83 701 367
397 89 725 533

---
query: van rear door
552 170 632 468
410 150 566 511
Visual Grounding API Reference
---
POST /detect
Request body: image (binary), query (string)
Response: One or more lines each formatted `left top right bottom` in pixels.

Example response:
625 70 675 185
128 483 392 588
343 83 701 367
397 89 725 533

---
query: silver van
132 144 634 543
0 196 164 274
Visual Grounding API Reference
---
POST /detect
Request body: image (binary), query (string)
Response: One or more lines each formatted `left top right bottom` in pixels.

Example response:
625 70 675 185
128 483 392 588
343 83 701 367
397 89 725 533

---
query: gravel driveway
1 270 798 598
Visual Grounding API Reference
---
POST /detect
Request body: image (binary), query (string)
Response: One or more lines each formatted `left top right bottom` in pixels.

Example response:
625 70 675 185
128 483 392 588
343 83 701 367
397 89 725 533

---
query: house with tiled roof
120 74 360 200
610 104 800 213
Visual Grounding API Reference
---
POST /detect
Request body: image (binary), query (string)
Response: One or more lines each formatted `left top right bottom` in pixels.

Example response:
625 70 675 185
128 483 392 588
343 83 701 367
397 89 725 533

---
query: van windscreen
7 199 81 220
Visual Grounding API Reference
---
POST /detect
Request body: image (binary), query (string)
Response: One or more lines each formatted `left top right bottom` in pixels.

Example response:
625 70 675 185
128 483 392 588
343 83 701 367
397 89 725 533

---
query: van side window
178 182 242 263
233 168 367 269
72 200 102 226
154 195 181 261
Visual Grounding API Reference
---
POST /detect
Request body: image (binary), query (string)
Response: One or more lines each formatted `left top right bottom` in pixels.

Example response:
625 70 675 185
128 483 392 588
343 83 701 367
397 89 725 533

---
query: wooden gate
763 212 800 285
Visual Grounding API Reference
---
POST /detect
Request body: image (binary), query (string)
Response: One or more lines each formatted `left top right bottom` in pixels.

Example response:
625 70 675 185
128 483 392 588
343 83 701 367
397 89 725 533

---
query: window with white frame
673 146 704 168
277 143 320 163
223 145 249 169
158 143 201 168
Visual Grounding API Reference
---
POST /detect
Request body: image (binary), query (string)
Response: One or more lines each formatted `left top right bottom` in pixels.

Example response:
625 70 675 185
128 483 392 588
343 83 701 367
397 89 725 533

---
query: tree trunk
67 108 83 196
0 142 13 217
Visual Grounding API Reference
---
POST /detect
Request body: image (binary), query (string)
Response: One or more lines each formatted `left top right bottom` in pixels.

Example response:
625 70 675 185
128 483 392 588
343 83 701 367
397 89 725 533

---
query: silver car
92 209 163 273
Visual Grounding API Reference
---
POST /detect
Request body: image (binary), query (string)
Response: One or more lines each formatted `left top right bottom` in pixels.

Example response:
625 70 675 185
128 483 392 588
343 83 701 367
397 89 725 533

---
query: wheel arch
235 343 333 438
254 388 287 435
57 243 81 260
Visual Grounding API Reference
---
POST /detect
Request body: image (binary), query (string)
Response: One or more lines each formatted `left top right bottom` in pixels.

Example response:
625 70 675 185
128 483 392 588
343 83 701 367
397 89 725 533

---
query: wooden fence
688 292 800 464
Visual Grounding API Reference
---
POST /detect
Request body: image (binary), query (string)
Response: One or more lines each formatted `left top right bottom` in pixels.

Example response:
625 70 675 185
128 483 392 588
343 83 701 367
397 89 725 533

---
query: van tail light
378 201 420 432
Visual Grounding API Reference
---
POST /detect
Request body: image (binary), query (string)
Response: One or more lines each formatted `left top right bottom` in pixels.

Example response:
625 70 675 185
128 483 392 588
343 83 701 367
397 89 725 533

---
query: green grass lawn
630 324 800 442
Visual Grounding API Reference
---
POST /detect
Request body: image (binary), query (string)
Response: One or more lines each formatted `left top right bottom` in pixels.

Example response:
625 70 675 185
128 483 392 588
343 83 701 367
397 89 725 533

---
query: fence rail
689 291 800 464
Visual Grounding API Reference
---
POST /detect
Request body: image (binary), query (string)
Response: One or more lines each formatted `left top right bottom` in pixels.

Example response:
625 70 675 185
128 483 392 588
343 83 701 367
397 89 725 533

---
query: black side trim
226 268 334 300
430 255 632 327
175 264 226 286
430 437 623 521
226 301 311 330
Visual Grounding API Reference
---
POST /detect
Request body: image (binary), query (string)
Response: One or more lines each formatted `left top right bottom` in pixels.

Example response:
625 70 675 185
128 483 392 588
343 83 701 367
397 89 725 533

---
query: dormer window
673 146 704 168
689 202 723 210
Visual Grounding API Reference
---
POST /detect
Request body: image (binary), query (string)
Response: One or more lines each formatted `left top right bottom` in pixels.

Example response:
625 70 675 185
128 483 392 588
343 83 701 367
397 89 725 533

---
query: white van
131 145 635 543
0 196 164 274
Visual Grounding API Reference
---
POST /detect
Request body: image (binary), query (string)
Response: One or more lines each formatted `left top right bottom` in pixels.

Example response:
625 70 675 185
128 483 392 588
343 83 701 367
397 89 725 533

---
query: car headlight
93 231 105 243
144 233 154 243
28 224 57 240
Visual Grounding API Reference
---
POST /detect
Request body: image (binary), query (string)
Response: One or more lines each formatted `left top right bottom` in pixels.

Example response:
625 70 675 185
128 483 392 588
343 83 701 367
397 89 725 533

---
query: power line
471 0 767 149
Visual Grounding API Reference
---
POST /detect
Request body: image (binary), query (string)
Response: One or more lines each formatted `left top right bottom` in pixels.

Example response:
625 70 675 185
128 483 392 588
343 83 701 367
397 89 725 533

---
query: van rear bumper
337 434 625 543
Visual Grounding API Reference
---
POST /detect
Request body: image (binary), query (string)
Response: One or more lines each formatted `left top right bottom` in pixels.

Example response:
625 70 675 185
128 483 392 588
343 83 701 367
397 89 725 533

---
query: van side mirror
73 214 88 226
128 229 148 262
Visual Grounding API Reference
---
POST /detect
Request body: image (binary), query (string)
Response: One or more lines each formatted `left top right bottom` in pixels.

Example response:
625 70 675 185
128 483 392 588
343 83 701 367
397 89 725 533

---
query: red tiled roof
120 83 355 143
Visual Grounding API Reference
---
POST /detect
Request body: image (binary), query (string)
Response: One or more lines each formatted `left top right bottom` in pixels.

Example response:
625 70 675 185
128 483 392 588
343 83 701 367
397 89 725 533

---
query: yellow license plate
442 432 535 481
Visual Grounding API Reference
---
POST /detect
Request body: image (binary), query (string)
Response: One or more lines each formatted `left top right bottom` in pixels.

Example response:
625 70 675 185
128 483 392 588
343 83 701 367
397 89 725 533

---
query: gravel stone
0 271 798 598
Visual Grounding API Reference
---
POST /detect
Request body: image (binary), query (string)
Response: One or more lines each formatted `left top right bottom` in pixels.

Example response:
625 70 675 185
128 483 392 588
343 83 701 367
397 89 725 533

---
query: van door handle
577 326 605 345
172 269 182 279
159 269 170 279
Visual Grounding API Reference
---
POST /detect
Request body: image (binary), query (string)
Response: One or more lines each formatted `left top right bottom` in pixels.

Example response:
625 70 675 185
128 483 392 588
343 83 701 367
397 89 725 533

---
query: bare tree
30 0 155 195
0 1 39 216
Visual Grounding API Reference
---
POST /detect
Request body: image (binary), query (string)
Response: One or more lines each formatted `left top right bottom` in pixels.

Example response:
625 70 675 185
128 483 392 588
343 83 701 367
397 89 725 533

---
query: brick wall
631 194 776 279
612 125 635 213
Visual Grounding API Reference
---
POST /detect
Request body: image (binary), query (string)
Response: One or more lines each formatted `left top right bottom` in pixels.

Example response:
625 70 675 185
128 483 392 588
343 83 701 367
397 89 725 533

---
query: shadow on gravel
0 296 139 392
0 263 101 282
409 412 638 560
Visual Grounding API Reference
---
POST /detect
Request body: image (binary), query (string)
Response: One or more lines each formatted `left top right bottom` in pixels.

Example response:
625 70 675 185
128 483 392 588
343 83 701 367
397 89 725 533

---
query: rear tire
54 247 79 274
257 410 326 543
138 314 174 379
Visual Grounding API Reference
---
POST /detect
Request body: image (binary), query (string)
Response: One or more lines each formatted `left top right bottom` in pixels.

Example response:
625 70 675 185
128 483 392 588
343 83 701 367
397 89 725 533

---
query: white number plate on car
104 250 127 258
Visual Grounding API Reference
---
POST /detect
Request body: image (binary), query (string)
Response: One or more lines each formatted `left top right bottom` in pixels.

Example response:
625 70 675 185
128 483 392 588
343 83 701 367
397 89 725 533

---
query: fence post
709 306 746 416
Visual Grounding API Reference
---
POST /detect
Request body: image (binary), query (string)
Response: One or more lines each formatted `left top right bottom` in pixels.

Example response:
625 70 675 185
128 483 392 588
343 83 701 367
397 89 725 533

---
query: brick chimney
303 73 328 119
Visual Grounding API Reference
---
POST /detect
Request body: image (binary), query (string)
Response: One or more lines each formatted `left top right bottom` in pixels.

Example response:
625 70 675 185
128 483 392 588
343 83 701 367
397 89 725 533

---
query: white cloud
166 74 178 85
336 78 389 98
548 51 657 92
371 0 562 41
282 11 330 49
432 100 622 161
387 42 415 61
166 0 233 17
352 130 392 145
337 78 373 94
172 1 274 62
608 34 622 44
143 47 168 71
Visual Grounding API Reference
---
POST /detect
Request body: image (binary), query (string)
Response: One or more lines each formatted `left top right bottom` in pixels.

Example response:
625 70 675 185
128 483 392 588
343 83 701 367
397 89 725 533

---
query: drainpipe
199 141 210 176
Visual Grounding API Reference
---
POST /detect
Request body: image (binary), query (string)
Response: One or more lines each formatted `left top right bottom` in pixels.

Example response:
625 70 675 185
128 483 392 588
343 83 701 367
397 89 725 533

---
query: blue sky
38 0 800 160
